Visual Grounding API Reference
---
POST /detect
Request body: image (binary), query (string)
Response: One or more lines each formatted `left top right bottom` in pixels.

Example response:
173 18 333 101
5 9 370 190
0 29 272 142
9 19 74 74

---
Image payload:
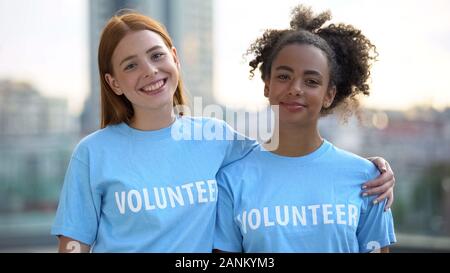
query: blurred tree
391 194 407 232
413 162 450 236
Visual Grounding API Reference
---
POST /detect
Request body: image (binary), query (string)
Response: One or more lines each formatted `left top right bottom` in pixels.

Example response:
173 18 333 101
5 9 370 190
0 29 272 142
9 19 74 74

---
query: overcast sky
214 0 450 111
1 0 449 115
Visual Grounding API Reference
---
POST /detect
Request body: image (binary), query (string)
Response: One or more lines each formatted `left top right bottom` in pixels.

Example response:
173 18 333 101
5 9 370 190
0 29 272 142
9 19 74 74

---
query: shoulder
216 146 267 197
327 142 379 179
180 116 248 141
71 125 124 162
77 125 123 147
180 116 228 127
218 145 262 177
179 116 232 133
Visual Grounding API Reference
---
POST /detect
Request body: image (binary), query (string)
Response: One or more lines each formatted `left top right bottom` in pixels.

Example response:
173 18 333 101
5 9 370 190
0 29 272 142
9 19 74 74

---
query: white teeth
141 80 164 92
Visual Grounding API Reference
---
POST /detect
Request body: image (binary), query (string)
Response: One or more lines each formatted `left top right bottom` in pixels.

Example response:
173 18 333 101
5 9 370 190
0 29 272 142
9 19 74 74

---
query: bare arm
57 236 91 253
379 247 389 253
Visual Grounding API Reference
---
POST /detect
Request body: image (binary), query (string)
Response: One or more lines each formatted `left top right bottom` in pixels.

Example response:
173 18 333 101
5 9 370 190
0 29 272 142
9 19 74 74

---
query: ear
171 47 180 68
323 86 336 108
263 78 270 98
105 74 123 95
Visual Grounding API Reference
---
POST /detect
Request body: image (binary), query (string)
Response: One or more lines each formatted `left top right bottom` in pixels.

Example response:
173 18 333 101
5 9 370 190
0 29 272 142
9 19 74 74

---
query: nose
143 61 158 78
288 80 303 97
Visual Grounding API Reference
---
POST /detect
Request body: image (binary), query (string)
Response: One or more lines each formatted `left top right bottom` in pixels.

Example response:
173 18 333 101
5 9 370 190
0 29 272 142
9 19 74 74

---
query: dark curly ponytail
318 24 377 116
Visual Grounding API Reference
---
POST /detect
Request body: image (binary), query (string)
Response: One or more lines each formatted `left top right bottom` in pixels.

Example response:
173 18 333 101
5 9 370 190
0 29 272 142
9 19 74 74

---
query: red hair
98 12 187 128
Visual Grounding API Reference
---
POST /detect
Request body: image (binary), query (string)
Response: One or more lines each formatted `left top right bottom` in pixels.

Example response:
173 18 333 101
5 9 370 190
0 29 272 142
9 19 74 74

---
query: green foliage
412 162 450 235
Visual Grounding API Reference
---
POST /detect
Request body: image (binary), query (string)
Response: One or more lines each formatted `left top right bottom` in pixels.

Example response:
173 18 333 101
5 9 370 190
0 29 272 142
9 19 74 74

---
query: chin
279 114 310 127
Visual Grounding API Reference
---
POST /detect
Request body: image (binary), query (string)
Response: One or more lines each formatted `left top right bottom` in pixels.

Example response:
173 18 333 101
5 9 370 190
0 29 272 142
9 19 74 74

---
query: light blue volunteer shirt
51 116 257 252
214 139 396 253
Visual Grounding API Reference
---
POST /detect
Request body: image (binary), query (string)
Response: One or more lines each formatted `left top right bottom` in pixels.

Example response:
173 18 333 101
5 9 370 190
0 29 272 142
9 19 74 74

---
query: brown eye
306 79 320 86
277 74 289 81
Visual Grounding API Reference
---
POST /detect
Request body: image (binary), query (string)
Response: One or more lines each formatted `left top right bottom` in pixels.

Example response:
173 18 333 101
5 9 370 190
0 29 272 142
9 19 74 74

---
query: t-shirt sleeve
221 121 258 168
357 166 397 253
50 145 101 246
214 168 243 252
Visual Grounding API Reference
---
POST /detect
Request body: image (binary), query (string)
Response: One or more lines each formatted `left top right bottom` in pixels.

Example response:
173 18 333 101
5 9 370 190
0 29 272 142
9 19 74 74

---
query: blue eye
124 63 136 71
152 52 165 61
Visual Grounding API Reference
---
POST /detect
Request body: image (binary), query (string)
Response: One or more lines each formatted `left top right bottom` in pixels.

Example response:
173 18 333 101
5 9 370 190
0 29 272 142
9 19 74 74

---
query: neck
265 121 323 157
130 104 176 131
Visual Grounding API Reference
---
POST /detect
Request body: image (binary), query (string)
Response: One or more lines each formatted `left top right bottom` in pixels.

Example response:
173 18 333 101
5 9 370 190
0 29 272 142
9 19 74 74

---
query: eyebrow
275 65 323 77
119 45 164 66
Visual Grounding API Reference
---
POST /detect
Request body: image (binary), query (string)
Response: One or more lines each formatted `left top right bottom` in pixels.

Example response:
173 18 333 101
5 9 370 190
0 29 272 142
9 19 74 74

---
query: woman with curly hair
214 5 396 253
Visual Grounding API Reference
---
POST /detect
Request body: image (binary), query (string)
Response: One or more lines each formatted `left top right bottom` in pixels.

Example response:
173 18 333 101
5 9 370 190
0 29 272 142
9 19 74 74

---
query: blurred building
444 176 450 235
0 80 79 213
361 108 450 205
81 0 214 134
318 115 364 154
320 107 450 236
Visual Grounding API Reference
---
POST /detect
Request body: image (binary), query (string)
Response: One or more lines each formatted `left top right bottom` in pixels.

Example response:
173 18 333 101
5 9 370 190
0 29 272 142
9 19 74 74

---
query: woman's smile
138 78 168 96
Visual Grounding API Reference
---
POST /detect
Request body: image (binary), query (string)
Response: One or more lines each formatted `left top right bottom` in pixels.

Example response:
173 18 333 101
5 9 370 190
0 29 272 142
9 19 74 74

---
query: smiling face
105 30 180 115
265 43 336 127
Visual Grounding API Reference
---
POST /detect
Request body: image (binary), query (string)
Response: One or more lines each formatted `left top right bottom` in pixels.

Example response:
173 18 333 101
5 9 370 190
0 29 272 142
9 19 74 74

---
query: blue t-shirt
214 139 396 253
51 116 257 252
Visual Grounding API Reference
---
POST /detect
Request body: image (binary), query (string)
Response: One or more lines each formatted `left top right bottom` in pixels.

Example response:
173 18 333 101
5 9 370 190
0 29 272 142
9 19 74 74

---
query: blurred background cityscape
1 0 450 252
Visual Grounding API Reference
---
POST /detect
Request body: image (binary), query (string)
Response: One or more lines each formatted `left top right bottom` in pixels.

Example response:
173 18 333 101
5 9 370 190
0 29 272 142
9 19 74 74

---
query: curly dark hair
247 5 378 118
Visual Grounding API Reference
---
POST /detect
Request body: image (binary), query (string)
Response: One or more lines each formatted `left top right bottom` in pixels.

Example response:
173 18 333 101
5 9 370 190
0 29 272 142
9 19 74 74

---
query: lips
138 78 167 94
280 101 307 111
